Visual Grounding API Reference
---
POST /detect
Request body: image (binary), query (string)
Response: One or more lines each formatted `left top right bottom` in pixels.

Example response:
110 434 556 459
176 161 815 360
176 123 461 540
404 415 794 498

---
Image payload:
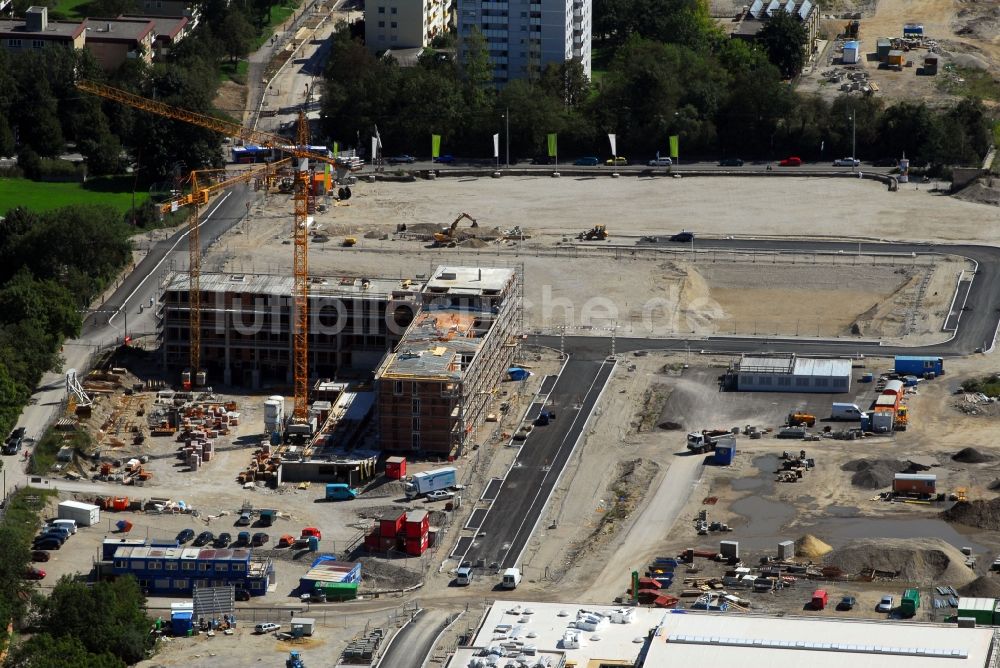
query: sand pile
824 538 975 585
795 534 832 558
841 458 911 489
942 499 1000 530
458 238 489 248
952 447 993 463
954 179 1000 207
958 576 1000 598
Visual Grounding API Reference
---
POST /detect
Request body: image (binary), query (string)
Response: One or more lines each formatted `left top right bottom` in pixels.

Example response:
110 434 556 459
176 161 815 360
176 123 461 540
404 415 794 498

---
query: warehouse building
375 266 521 456
110 545 273 597
450 600 995 668
732 354 852 393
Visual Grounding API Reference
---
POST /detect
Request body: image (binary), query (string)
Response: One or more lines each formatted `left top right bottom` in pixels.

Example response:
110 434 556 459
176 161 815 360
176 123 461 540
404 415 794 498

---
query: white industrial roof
792 358 852 377
451 601 994 668
424 266 514 295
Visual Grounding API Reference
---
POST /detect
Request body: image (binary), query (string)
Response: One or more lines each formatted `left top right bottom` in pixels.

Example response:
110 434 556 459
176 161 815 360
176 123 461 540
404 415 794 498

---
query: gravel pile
958 576 1000 598
942 499 1000 530
794 534 832 558
357 557 423 593
841 458 911 489
824 538 975 586
952 447 993 463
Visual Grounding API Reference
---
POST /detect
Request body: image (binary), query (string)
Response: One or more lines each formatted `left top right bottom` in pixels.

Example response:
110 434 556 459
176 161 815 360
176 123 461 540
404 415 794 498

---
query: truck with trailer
687 430 735 454
404 467 458 499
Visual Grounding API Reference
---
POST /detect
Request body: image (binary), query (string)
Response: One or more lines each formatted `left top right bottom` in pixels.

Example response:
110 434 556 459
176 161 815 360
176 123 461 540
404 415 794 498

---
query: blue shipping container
714 443 736 466
894 355 943 376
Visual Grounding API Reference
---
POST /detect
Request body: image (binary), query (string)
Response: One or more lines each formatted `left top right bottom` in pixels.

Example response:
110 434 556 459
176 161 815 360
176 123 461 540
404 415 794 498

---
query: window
198 562 210 571
232 563 245 572
378 20 385 26
390 6 397 12
378 5 385 11
795 377 809 387
391 21 397 27
165 561 178 571
114 559 127 569
181 561 195 571
412 417 421 431
148 560 162 570
216 563 228 572
7 39 21 47
394 380 403 396
155 578 170 590
815 377 829 387
777 376 791 386
31 39 44 49
412 398 421 414
412 431 421 449
251 581 264 590
173 578 189 589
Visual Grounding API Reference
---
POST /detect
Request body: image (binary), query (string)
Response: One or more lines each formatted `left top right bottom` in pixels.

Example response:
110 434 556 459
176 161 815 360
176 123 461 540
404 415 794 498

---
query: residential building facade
83 17 155 69
0 7 86 54
457 0 590 85
110 545 273 597
365 0 452 54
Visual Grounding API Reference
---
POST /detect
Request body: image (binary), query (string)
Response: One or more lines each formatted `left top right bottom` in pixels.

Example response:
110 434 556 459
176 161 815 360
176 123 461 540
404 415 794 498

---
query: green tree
5 634 125 668
221 10 256 62
89 0 136 17
758 10 807 79
0 272 82 339
459 27 492 108
540 61 591 108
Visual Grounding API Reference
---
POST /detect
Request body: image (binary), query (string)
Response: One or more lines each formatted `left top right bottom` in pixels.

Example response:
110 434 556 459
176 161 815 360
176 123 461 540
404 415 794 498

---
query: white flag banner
608 133 617 156
493 133 499 158
374 124 383 149
371 136 378 162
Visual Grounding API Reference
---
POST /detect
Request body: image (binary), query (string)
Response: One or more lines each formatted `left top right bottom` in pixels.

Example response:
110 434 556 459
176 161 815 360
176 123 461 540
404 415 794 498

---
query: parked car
606 156 629 166
235 589 251 601
433 154 456 164
3 426 25 455
426 489 456 502
255 623 281 634
669 230 695 243
176 529 195 544
837 596 857 611
31 550 51 562
235 512 252 526
215 532 232 548
236 531 251 546
779 156 803 166
24 568 45 580
876 595 894 612
718 157 744 166
648 157 673 166
251 532 270 547
32 538 61 551
574 156 599 166
833 157 860 167
193 531 214 547
387 154 416 164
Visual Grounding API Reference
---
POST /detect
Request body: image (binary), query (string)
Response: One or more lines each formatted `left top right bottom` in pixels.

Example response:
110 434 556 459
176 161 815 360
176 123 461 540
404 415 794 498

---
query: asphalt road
461 358 614 570
534 238 1000 360
375 608 451 668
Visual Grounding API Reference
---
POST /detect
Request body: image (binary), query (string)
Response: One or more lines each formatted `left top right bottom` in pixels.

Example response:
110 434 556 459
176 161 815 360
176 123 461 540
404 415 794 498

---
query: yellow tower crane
78 80 335 423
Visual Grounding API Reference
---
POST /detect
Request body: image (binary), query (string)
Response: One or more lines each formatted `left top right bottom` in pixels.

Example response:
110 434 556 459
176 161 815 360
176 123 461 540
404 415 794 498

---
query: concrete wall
952 167 985 190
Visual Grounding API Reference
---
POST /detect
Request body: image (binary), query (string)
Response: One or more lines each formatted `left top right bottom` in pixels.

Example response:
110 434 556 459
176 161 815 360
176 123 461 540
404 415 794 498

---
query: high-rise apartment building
365 0 453 54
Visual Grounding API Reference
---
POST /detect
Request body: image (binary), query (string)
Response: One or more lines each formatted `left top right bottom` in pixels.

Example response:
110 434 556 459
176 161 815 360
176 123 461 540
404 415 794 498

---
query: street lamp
851 109 857 172
500 108 510 168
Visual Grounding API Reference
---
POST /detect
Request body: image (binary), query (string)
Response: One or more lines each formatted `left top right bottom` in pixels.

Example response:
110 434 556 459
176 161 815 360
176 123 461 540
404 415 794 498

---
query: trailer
894 355 943 377
58 500 100 527
404 467 457 499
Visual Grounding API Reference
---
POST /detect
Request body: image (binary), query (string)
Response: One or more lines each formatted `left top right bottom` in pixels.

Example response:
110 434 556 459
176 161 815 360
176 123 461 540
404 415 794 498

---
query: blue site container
894 355 943 376
714 443 736 466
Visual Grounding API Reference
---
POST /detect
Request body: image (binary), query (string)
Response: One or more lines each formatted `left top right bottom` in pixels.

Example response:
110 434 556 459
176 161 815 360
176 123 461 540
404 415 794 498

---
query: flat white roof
793 358 852 377
424 266 514 295
452 601 995 668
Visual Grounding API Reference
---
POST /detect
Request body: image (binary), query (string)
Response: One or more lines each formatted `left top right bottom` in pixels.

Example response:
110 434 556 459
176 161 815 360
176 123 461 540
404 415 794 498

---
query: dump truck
325 483 357 501
687 430 734 454
404 466 457 499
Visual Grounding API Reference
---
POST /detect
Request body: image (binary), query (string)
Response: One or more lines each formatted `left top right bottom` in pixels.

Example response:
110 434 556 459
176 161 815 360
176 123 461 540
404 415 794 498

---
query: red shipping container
405 533 428 556
404 510 429 539
379 536 398 553
364 534 380 550
379 511 406 537
385 456 406 480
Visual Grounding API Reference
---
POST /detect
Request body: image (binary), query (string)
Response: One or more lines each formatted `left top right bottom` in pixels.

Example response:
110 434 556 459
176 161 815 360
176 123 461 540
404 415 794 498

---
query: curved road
538 238 1000 360
376 608 451 668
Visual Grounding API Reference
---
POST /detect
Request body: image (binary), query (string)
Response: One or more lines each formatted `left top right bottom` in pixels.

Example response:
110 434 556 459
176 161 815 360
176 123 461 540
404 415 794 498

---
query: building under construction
159 265 521 456
374 267 521 456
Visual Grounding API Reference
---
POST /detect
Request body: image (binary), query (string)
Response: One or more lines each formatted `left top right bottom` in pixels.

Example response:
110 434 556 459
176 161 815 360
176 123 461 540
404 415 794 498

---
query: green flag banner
669 135 679 159
432 134 441 159
333 141 339 157
547 133 557 158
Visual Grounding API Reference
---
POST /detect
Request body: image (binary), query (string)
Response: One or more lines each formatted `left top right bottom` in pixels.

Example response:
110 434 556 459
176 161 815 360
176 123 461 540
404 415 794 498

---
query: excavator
579 224 608 241
433 212 478 246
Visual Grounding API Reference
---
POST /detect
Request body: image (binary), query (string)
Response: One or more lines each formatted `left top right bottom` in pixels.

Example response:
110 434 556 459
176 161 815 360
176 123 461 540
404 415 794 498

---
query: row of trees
319 26 993 167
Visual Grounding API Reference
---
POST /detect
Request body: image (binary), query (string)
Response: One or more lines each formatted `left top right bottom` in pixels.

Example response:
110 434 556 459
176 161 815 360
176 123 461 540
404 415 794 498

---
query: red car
25 568 45 580
300 527 321 540
779 156 802 166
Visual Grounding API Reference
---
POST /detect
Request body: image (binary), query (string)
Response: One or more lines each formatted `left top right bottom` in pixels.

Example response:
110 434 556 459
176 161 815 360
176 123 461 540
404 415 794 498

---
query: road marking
109 192 232 326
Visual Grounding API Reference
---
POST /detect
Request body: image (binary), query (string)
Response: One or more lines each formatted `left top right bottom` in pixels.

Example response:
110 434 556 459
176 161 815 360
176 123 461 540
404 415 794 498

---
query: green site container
313 581 359 601
901 589 920 617
992 601 1000 626
958 597 995 626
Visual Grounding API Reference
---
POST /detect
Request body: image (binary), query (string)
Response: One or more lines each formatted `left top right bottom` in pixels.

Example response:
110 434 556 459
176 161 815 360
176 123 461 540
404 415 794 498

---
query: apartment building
0 7 86 53
457 0 590 85
374 266 520 456
365 0 452 54
83 17 155 69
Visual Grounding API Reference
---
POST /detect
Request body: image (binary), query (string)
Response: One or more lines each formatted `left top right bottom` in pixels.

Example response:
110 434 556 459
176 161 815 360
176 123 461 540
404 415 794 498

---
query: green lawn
0 176 149 216
251 0 302 50
50 0 92 19
220 59 250 84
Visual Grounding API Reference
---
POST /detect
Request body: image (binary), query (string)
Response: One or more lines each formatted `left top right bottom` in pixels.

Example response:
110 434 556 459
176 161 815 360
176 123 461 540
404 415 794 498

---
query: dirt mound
458 238 489 248
958 576 1000 598
354 504 408 520
989 479 1000 491
658 421 684 430
825 538 975 586
954 179 1000 207
406 222 442 234
942 499 1000 530
952 447 993 463
795 534 832 558
841 458 911 489
357 557 422 593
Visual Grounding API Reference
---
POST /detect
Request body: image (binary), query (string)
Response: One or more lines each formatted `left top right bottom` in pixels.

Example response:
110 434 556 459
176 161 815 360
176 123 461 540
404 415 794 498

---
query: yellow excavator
434 212 478 246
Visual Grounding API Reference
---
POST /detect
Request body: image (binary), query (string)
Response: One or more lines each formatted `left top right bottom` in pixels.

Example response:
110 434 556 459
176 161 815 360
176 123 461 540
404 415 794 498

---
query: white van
50 519 77 534
831 403 863 421
456 567 473 586
501 567 521 589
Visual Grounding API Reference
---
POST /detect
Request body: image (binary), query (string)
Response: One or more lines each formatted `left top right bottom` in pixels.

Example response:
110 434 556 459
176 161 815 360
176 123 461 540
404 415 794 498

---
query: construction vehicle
787 411 816 427
286 650 305 668
844 19 860 38
78 81 331 429
433 212 478 245
579 224 608 241
687 430 734 454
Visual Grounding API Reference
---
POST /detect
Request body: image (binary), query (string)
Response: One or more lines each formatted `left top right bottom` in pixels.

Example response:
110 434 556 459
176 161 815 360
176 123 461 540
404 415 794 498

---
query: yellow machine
434 212 478 245
343 237 357 247
787 412 816 427
579 224 608 241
